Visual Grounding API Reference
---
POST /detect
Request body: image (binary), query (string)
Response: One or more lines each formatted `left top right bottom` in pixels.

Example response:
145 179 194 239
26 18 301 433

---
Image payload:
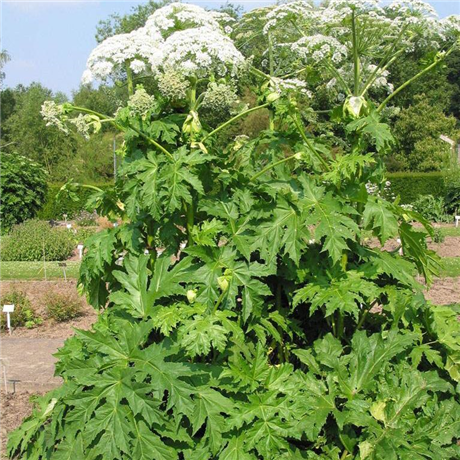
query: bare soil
427 237 460 258
372 236 460 258
424 277 460 306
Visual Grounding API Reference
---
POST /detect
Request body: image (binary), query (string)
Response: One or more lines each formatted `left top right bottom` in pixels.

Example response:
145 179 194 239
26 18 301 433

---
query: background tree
388 96 459 171
0 49 10 85
95 0 171 42
2 83 74 174
0 152 48 233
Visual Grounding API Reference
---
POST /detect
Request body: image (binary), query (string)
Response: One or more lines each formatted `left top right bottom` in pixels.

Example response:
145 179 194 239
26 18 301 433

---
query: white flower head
41 101 68 134
263 1 315 35
82 27 163 83
160 27 245 78
145 2 224 39
441 15 460 37
293 35 348 65
387 0 437 18
270 77 312 98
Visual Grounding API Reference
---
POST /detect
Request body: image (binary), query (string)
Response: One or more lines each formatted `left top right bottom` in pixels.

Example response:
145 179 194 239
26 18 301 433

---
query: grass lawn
436 226 460 237
440 257 460 278
1 261 80 280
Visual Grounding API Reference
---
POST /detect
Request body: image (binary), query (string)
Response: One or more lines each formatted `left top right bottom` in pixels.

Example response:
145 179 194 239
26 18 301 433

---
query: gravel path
1 338 64 392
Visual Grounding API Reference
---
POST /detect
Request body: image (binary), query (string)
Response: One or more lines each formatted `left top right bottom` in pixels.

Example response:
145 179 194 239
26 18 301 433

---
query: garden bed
0 280 97 339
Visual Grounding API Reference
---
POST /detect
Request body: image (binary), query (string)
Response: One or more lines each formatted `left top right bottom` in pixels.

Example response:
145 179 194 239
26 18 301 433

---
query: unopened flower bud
186 289 197 304
217 276 229 292
266 92 280 103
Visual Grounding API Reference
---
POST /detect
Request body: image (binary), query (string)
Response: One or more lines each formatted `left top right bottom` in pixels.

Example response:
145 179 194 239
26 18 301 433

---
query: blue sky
2 0 459 96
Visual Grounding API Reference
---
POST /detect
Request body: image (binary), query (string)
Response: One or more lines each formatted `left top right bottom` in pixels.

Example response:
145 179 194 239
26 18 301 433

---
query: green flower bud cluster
157 68 191 101
127 86 157 118
200 82 240 115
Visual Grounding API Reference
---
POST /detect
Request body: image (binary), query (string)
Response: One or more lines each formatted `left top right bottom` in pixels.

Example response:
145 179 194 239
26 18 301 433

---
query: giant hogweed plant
10 2 460 459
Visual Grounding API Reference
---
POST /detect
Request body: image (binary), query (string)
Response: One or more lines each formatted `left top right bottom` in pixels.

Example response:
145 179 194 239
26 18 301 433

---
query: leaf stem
351 11 360 95
291 113 330 171
377 44 457 113
213 290 227 314
268 33 275 131
185 200 194 244
250 153 299 182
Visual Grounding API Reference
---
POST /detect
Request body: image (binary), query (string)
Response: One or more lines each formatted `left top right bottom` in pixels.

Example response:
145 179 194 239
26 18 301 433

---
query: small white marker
2 304 15 335
77 243 84 260
455 216 460 228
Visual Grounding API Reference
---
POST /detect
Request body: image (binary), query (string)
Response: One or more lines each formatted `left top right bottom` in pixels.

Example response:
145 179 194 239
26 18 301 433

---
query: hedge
37 183 111 220
387 172 446 204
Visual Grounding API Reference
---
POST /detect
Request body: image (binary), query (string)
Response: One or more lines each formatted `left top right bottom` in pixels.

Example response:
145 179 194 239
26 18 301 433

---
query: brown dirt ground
371 236 460 258
424 277 460 306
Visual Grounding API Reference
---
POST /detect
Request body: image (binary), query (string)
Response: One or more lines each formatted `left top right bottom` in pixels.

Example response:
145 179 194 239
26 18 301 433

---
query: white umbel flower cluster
145 2 225 38
81 3 244 85
293 35 348 65
82 27 163 84
160 27 245 78
263 1 314 34
41 101 68 133
387 0 437 18
270 77 312 98
442 15 460 36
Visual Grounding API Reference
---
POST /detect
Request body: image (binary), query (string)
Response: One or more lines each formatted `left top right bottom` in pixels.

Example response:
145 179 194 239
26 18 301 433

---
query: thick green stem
202 103 270 142
291 114 330 171
74 183 104 193
351 11 360 95
250 153 299 182
185 200 194 244
336 311 344 339
213 290 227 314
126 62 134 96
377 44 456 113
250 66 271 81
268 34 275 131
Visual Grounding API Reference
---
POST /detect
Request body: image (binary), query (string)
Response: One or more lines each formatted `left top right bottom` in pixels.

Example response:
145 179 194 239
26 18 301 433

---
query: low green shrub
0 290 42 329
37 183 110 220
75 227 98 244
44 291 83 322
0 153 48 234
433 227 446 243
412 194 450 223
387 172 446 204
444 169 460 214
1 220 75 262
